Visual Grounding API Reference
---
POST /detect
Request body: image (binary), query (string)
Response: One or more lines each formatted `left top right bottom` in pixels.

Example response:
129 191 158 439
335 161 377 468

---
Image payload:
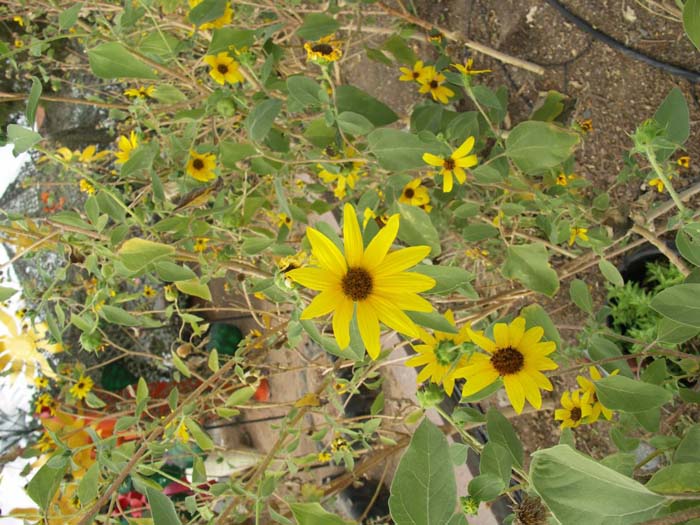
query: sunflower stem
645 145 686 216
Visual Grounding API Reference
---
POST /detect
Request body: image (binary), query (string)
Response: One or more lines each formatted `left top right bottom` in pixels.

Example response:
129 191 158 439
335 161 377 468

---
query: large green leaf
188 0 227 26
117 238 175 273
520 304 562 350
286 75 322 108
502 243 559 297
389 418 457 525
595 375 673 413
7 124 41 155
486 409 524 469
290 502 354 524
208 27 255 54
677 223 700 267
647 463 700 494
588 335 633 377
570 279 593 314
650 284 700 327
653 87 690 160
26 458 67 511
675 425 700 463
245 99 282 142
26 76 42 127
396 203 441 256
368 129 426 171
88 42 158 79
295 13 340 41
336 85 397 126
530 445 666 525
684 0 700 49
146 487 183 525
505 121 579 174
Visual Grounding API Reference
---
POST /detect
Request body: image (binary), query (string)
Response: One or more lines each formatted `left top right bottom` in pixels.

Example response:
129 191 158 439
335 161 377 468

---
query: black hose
543 0 700 83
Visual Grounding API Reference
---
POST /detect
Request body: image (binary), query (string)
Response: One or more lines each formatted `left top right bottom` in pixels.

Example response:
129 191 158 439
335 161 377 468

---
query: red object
116 490 148 518
254 378 270 402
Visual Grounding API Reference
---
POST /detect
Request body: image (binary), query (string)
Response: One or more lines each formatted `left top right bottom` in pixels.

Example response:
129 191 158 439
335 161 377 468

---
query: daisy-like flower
0 311 62 382
318 451 332 463
554 390 593 429
319 169 356 199
304 35 343 63
204 52 244 85
399 178 430 208
70 375 94 400
35 393 57 416
143 285 156 298
56 147 75 162
13 15 24 27
175 421 189 443
568 227 589 246
418 66 454 104
188 0 233 29
115 131 138 164
556 173 576 187
36 432 55 453
287 204 436 359
194 237 209 253
452 58 491 77
78 145 109 164
458 317 558 413
576 366 618 422
124 86 155 99
186 150 217 182
678 156 690 169
34 375 49 389
399 60 429 83
577 118 593 133
405 310 473 396
79 179 95 195
422 136 478 192
277 213 292 228
331 436 349 452
277 251 307 273
649 178 665 193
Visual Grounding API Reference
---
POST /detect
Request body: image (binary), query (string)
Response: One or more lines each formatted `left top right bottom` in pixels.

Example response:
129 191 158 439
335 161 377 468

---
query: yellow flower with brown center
457 317 558 413
554 390 593 429
678 155 691 169
204 52 244 85
277 213 292 229
143 285 156 298
277 251 307 273
577 118 593 133
422 137 478 192
418 66 454 104
568 227 589 246
649 178 665 192
576 366 618 422
188 0 233 29
287 204 436 359
405 310 473 396
70 375 94 400
318 451 332 463
399 60 429 83
452 58 491 77
194 237 209 253
115 131 138 164
124 85 155 99
331 436 349 452
556 173 577 187
35 393 57 416
399 179 430 208
304 35 343 63
79 179 95 195
34 375 49 389
36 432 55 453
186 150 217 182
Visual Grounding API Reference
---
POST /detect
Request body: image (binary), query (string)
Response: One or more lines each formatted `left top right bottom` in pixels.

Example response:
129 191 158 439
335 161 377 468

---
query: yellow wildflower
399 60 429 83
554 390 593 429
422 136 478 192
13 15 24 27
277 213 292 229
318 451 332 463
304 35 343 63
418 66 454 104
79 179 95 195
568 227 589 246
678 156 690 169
143 285 156 298
194 237 209 253
399 179 430 208
69 375 94 400
115 131 138 164
576 366 618 422
204 52 244 85
124 86 155 99
0 311 62 382
34 375 49 389
452 58 491 76
186 150 217 182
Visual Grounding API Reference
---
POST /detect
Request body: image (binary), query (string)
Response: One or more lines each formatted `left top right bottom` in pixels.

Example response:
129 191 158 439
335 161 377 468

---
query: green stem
646 146 685 214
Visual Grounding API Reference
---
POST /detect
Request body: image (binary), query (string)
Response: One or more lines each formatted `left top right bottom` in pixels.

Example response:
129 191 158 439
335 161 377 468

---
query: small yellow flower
16 308 27 319
79 179 95 195
427 30 443 44
188 0 233 29
277 213 292 229
204 52 244 85
124 86 155 99
399 60 429 83
649 178 665 193
34 376 49 389
35 393 57 415
194 237 209 253
556 173 577 187
186 150 217 182
13 15 24 27
331 437 349 452
36 432 55 453
14 39 23 48
318 451 332 463
143 285 156 298
465 248 489 260
452 58 491 77
678 156 690 169
78 145 109 164
418 66 454 104
576 366 618 422
422 136 478 192
115 131 138 164
362 208 377 229
399 179 430 208
70 375 94 400
304 35 343 63
568 227 589 246
277 251 307 273
175 421 189 443
554 390 593 429
578 118 593 133
492 210 505 227
56 147 75 162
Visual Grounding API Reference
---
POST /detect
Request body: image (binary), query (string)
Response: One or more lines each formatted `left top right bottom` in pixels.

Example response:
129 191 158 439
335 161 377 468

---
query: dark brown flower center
193 158 204 170
490 347 524 375
77 381 85 389
429 80 438 89
312 43 334 55
570 406 582 421
443 157 455 170
404 188 415 199
412 71 419 79
217 63 229 74
341 267 373 301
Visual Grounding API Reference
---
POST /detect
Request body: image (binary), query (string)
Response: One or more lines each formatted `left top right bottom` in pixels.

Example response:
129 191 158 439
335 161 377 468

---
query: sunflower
188 0 233 29
79 179 95 195
452 58 491 77
568 227 589 246
124 85 155 99
78 145 109 163
422 136 478 192
399 60 429 83
287 204 436 359
678 156 690 169
277 213 292 228
115 131 138 164
399 179 430 208
457 316 558 413
34 375 49 389
70 375 94 400
35 393 57 416
143 285 156 298
648 178 665 192
405 310 473 396
304 35 343 63
554 390 593 429
194 237 209 253
0 311 62 382
318 451 332 463
204 52 244 85
186 150 217 182
418 66 454 104
576 366 617 422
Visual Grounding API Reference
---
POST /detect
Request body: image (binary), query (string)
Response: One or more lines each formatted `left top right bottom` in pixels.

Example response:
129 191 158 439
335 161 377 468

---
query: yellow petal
367 295 418 338
375 246 431 277
333 299 354 349
422 153 444 167
560 390 573 409
357 302 381 359
519 326 544 350
374 272 435 294
406 353 433 367
443 171 454 192
503 375 526 414
453 166 467 184
530 370 554 391
467 327 497 353
554 408 569 421
306 228 347 276
343 204 363 267
509 317 526 348
460 367 499 398
300 291 336 319
519 372 542 409
363 214 400 269
379 292 433 312
453 136 475 159
455 154 478 169
286 268 336 291
493 323 510 348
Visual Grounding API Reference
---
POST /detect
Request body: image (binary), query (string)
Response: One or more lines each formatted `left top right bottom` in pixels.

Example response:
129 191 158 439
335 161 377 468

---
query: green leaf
570 279 593 314
589 335 633 377
367 129 426 171
289 502 354 525
287 75 321 108
600 452 636 476
337 111 374 136
520 304 562 350
396 203 441 256
245 98 282 142
675 425 700 463
151 85 187 103
406 311 458 334
468 474 504 502
100 305 141 327
336 85 398 127
146 486 183 525
26 76 42 126
208 348 220 372
26 458 67 511
220 141 257 168
59 3 82 30
78 463 100 505
382 34 417 65
175 278 212 301
118 238 175 273
171 351 191 378
185 418 214 451
225 386 256 407
486 409 523 469
531 90 567 122
684 0 700 49
505 121 579 174
530 445 665 525
502 243 559 297
208 28 254 54
676 224 700 266
653 87 690 159
0 286 18 301
650 284 700 327
480 442 513 485
154 261 197 282
647 463 700 494
88 42 158 79
413 265 472 294
599 260 624 287
296 13 340 41
242 237 274 255
7 124 41 154
188 0 226 26
389 418 456 525
449 442 469 465
595 375 673 413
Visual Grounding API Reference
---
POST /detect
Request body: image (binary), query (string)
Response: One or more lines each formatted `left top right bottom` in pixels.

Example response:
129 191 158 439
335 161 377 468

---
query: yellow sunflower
452 58 491 77
568 227 589 246
34 375 49 389
457 316 558 414
304 35 343 63
405 310 473 396
277 213 292 228
418 66 454 104
69 375 94 400
399 60 429 83
79 179 95 195
78 145 109 164
204 52 244 85
678 155 690 169
422 136 478 192
186 150 217 182
143 285 157 298
399 179 430 207
649 178 665 192
188 0 233 29
194 237 209 253
287 204 436 359
576 366 618 422
35 393 57 416
554 389 593 429
115 131 138 164
0 310 62 382
124 85 155 99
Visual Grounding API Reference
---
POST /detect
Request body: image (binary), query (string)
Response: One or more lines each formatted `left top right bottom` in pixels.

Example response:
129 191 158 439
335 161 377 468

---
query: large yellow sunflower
418 66 454 104
287 204 436 359
457 316 558 413
576 366 618 422
405 310 472 396
554 389 593 429
422 136 478 192
115 131 138 165
304 35 343 63
186 150 217 182
204 52 244 85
